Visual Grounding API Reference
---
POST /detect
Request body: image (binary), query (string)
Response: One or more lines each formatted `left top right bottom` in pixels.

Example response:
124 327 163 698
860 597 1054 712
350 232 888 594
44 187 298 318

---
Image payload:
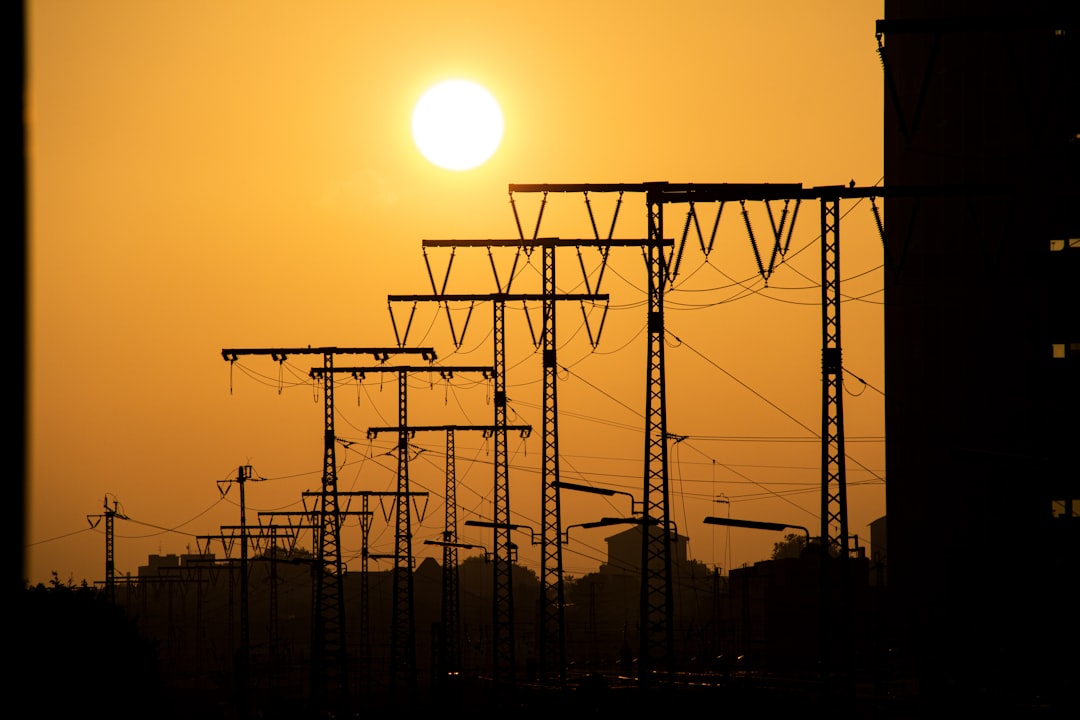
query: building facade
880 1 1078 706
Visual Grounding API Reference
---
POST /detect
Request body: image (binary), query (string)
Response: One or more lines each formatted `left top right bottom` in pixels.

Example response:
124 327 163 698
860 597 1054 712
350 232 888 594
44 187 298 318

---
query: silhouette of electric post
806 182 949 704
801 183 927 703
809 186 855 707
194 533 242 695
87 494 127 603
221 345 435 720
302 494 376 698
366 423 531 691
252 511 323 708
217 522 308 694
562 517 640 671
513 181 923 700
298 490 386 690
508 182 811 689
325 488 402 697
421 537 487 682
195 516 307 709
318 363 489 697
249 516 313 696
555 481 649 671
137 566 192 675
388 234 610 692
215 464 258 719
203 519 296 719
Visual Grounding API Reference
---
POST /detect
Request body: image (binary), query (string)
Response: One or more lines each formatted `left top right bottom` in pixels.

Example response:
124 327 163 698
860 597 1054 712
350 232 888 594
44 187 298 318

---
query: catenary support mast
508 182 814 687
321 363 489 698
390 245 609 690
87 494 127 604
222 346 434 717
368 423 531 688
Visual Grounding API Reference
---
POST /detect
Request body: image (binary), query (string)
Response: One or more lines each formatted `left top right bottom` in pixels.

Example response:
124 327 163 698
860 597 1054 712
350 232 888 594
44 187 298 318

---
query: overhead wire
112 192 888 578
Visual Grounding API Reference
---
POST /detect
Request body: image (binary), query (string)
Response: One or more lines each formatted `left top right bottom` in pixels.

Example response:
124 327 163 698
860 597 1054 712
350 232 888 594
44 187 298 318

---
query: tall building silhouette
880 1 1078 706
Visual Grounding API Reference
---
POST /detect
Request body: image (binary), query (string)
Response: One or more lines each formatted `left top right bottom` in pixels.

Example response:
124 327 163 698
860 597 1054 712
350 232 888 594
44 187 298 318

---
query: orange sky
26 1 885 587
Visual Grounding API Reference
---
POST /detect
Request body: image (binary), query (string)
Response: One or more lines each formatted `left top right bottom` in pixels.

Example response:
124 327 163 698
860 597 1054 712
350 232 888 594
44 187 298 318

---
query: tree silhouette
17 575 166 719
770 532 807 560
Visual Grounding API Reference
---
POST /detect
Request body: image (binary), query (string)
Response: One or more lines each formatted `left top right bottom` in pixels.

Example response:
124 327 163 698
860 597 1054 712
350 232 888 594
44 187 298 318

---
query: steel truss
389 239 610 690
222 346 433 718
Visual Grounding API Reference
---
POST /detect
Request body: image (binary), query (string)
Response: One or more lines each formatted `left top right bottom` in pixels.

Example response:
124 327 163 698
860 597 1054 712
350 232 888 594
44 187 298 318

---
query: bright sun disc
412 80 504 171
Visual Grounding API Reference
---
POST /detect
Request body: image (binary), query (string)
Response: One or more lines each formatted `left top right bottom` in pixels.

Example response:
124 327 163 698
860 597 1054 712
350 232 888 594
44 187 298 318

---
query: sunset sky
26 1 885 587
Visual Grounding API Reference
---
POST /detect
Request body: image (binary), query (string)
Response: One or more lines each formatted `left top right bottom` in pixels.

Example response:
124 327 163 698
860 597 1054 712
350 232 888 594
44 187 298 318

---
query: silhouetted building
596 524 690 575
562 524 718 677
880 1 1078 708
724 553 877 675
868 515 887 587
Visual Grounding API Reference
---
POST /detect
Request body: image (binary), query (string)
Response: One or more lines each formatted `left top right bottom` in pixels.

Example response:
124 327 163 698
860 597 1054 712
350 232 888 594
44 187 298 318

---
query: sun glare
411 79 504 171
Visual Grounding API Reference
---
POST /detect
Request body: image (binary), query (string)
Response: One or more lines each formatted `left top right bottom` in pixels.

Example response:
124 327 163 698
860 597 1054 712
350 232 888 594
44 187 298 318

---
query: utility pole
250 518 312 696
325 490 401 699
201 519 292 718
367 423 531 692
816 188 851 706
217 464 256 720
389 239 608 691
222 345 435 720
506 182 804 688
87 494 127 604
318 363 489 698
188 540 241 676
256 511 319 702
509 181 945 699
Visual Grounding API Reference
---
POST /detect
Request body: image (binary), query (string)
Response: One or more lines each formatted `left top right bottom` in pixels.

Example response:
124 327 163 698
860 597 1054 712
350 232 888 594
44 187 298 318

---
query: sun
411 79 504 171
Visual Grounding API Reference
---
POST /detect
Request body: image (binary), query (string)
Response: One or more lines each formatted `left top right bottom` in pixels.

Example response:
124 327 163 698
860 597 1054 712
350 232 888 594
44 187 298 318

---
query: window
1051 499 1077 519
1048 238 1079 251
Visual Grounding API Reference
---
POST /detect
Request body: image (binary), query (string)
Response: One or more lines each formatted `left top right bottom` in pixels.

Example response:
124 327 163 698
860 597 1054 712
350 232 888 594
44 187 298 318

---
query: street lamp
423 538 490 561
463 519 538 562
703 516 811 544
714 494 731 573
463 519 538 544
553 480 643 515
562 516 642 545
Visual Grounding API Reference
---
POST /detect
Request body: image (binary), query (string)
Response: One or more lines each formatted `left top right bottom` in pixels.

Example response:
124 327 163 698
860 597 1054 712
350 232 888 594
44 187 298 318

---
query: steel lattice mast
200 519 301 712
322 490 396 698
807 181 980 699
104 499 119 602
507 182 816 687
391 366 415 695
441 429 461 682
222 346 434 718
488 301 514 689
338 364 494 696
254 514 317 679
537 242 564 690
389 245 608 689
640 193 673 685
219 464 254 719
819 192 849 557
817 187 852 702
507 181 939 695
87 495 127 604
506 184 685 686
370 423 532 689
